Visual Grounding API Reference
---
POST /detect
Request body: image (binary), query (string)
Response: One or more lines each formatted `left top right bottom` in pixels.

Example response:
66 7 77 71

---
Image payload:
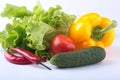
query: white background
0 0 120 80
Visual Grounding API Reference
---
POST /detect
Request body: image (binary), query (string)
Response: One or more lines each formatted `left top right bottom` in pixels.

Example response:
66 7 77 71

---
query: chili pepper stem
100 20 117 34
38 62 52 70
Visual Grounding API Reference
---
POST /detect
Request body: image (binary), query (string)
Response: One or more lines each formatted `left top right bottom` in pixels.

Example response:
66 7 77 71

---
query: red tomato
51 34 76 55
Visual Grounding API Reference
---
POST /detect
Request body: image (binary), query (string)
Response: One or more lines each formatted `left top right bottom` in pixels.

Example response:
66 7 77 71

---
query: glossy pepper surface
11 48 46 63
4 51 32 64
69 12 117 49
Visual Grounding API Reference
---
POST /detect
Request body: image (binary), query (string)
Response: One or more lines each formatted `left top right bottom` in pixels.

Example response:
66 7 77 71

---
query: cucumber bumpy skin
50 46 106 68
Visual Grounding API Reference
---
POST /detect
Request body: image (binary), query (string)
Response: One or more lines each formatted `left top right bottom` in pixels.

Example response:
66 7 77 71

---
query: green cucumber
50 46 106 68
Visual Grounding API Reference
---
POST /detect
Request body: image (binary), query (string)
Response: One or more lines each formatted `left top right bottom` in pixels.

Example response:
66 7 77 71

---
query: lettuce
1 4 33 18
0 2 76 59
26 21 54 50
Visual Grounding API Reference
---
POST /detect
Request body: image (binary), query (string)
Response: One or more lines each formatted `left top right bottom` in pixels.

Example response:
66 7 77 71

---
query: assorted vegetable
11 48 46 63
51 34 76 54
4 48 51 70
0 2 118 69
11 48 51 70
4 51 32 64
50 46 106 67
69 12 117 49
0 2 76 59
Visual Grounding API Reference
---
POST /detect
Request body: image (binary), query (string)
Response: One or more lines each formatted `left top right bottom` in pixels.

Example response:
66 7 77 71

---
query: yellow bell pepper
69 12 117 49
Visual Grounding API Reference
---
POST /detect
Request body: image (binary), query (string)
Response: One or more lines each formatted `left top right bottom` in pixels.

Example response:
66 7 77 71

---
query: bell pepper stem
100 20 117 34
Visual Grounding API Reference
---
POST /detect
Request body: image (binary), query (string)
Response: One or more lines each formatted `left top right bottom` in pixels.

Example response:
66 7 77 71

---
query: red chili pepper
11 48 51 70
11 48 46 63
4 51 32 64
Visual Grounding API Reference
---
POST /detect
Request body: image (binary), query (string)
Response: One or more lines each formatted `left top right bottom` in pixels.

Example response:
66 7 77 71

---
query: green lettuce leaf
26 21 54 50
1 4 33 18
